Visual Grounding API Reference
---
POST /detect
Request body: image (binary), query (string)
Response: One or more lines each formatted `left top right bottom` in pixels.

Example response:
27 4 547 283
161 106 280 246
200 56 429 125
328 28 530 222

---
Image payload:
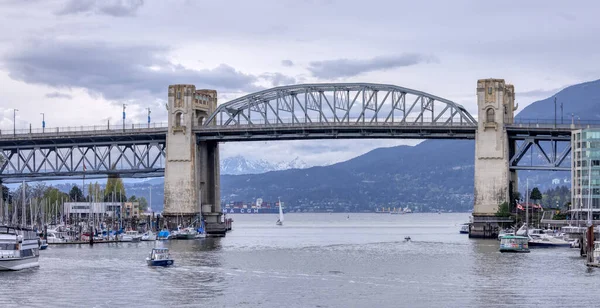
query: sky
1 0 599 166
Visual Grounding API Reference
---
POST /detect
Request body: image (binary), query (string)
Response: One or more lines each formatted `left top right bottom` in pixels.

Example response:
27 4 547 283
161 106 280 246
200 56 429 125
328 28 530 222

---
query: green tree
530 187 543 204
138 197 148 211
495 201 511 217
104 175 126 202
69 185 85 202
128 195 137 202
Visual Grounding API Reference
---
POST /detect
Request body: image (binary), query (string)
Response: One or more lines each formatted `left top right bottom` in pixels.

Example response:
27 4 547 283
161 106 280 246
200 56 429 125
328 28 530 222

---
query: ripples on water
1 213 599 308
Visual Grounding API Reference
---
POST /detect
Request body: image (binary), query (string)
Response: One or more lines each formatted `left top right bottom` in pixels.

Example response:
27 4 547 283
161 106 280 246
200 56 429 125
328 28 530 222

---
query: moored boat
141 230 157 241
0 226 40 271
499 235 530 253
39 239 48 250
528 234 571 248
121 230 143 242
146 248 174 267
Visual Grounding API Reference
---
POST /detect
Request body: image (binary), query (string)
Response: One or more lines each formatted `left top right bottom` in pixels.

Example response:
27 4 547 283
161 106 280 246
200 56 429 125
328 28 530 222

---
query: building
571 128 600 221
64 202 121 221
122 202 140 219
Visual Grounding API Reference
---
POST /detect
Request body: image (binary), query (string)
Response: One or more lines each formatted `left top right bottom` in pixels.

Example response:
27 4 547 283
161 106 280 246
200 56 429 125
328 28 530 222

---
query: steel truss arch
204 83 477 127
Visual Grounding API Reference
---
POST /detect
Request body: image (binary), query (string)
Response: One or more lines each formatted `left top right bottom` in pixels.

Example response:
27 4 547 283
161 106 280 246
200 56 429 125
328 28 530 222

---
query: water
1 213 599 307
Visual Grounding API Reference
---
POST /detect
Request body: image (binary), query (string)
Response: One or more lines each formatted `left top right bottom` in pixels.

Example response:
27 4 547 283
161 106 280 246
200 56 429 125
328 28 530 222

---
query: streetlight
122 104 127 131
13 109 18 136
40 113 45 133
147 107 151 128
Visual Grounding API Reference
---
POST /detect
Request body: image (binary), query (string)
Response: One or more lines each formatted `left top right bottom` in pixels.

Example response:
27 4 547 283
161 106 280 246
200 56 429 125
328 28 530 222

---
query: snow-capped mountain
221 155 308 175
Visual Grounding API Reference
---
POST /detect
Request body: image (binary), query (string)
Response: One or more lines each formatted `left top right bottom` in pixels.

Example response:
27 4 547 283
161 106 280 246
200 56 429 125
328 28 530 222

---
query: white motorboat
121 230 142 242
0 226 40 271
141 230 157 241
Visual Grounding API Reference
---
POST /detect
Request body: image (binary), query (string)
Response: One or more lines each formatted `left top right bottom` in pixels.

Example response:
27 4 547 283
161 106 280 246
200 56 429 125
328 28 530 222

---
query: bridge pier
163 85 226 236
471 79 517 238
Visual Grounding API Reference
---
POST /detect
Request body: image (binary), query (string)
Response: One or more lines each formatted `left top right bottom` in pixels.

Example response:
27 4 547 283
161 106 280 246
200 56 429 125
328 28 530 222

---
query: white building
64 202 122 220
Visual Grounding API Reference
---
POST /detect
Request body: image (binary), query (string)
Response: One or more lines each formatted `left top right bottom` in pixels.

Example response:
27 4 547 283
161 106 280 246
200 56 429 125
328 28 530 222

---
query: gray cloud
45 92 73 99
281 59 294 67
3 39 260 100
55 0 144 17
260 73 296 86
307 54 438 79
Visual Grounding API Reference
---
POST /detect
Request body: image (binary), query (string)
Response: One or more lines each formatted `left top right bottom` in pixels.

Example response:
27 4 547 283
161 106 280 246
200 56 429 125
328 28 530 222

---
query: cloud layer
307 54 438 79
55 0 144 17
3 39 260 100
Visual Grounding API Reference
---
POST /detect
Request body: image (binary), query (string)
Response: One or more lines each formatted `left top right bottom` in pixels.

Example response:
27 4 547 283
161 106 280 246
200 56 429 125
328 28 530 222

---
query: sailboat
276 198 284 226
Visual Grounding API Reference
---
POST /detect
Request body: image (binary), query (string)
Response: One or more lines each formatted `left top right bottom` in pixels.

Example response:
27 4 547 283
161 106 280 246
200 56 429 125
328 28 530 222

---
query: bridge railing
202 117 477 129
511 118 600 129
0 122 168 137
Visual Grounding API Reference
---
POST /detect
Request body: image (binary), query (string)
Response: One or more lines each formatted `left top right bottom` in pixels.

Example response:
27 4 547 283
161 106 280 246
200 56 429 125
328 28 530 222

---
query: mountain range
221 155 308 175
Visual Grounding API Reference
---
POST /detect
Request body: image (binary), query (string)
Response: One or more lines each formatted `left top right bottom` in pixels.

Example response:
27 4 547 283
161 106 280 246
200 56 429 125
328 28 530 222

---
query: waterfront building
571 128 600 222
64 202 122 221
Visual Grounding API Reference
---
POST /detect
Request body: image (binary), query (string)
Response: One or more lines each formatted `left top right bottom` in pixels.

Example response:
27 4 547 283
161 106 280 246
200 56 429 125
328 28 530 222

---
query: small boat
157 229 170 240
276 197 284 226
459 224 469 234
499 235 530 253
404 236 411 241
141 230 157 241
528 234 571 248
146 248 174 267
38 239 48 250
175 227 197 240
121 230 143 242
0 226 40 271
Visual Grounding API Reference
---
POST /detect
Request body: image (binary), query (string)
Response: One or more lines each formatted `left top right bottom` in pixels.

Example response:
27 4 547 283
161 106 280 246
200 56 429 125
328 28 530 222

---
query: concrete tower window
488 87 492 94
486 108 495 123
175 112 183 127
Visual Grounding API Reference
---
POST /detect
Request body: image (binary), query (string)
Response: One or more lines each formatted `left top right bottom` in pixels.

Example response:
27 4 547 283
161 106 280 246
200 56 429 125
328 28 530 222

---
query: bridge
0 80 595 237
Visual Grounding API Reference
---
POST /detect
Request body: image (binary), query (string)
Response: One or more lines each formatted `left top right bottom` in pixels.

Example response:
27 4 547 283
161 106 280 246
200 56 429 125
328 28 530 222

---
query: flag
517 204 524 211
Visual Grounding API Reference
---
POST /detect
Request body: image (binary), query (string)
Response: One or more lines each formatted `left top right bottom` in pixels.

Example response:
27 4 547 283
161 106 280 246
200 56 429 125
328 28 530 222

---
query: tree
128 195 137 202
104 175 126 202
530 187 543 204
69 186 85 202
138 197 148 211
495 201 511 217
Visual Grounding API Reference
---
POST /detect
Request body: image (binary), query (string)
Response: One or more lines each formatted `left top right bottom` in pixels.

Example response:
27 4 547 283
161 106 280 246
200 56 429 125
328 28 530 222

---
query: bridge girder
204 83 477 127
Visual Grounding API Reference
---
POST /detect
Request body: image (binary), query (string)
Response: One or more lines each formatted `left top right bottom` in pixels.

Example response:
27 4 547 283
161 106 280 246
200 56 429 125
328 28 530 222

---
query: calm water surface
1 213 599 307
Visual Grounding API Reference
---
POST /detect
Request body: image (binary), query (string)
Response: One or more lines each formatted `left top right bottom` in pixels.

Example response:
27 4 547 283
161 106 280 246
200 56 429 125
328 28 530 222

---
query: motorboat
46 231 67 243
528 234 571 248
0 226 40 271
146 248 174 267
141 230 157 241
497 229 515 241
121 230 142 242
499 235 530 253
459 224 469 234
175 227 197 240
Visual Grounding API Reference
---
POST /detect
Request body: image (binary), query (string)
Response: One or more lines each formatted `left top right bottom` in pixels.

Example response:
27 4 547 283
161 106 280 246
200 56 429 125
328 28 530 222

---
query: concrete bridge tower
163 84 225 235
471 79 518 238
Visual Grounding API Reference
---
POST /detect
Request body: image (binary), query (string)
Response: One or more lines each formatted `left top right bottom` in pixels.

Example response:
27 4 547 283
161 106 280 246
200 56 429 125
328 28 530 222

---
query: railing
202 117 477 129
511 118 600 129
0 122 168 137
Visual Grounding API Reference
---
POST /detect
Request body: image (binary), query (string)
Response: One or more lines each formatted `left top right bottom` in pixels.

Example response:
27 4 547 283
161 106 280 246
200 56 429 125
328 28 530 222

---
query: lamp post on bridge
147 108 151 128
13 109 18 136
122 104 127 132
40 113 45 133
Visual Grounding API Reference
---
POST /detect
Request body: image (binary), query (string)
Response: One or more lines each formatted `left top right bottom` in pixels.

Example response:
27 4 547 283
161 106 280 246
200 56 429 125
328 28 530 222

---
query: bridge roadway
0 121 595 182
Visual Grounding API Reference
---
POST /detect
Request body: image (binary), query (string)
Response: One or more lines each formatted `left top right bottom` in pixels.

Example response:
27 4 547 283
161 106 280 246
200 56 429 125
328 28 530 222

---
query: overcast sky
1 0 599 166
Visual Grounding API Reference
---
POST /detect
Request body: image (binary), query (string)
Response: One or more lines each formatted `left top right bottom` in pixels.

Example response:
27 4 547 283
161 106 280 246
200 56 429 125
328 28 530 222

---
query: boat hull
459 230 469 234
175 234 196 240
146 259 174 267
499 248 530 253
528 242 571 248
0 256 40 271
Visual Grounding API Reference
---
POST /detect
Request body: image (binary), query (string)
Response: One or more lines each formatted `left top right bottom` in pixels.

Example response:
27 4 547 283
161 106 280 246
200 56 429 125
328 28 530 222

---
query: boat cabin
499 235 530 253
149 248 170 260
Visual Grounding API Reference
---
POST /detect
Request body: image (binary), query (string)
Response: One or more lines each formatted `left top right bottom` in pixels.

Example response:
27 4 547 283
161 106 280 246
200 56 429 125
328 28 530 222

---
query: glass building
571 129 600 222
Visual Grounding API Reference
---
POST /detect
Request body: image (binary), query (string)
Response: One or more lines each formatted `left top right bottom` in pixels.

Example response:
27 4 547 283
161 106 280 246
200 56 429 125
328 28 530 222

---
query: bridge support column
163 84 225 235
471 79 517 238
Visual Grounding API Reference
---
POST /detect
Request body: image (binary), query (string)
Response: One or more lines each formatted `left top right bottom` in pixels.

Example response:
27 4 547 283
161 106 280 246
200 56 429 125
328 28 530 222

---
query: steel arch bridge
198 83 477 141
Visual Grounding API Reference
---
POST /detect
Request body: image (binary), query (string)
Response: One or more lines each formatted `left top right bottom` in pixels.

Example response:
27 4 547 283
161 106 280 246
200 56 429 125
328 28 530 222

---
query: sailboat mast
21 181 25 227
525 180 529 236
587 158 593 227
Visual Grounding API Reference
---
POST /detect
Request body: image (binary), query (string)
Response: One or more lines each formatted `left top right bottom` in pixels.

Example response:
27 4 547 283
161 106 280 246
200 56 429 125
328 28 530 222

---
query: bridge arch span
204 83 476 127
